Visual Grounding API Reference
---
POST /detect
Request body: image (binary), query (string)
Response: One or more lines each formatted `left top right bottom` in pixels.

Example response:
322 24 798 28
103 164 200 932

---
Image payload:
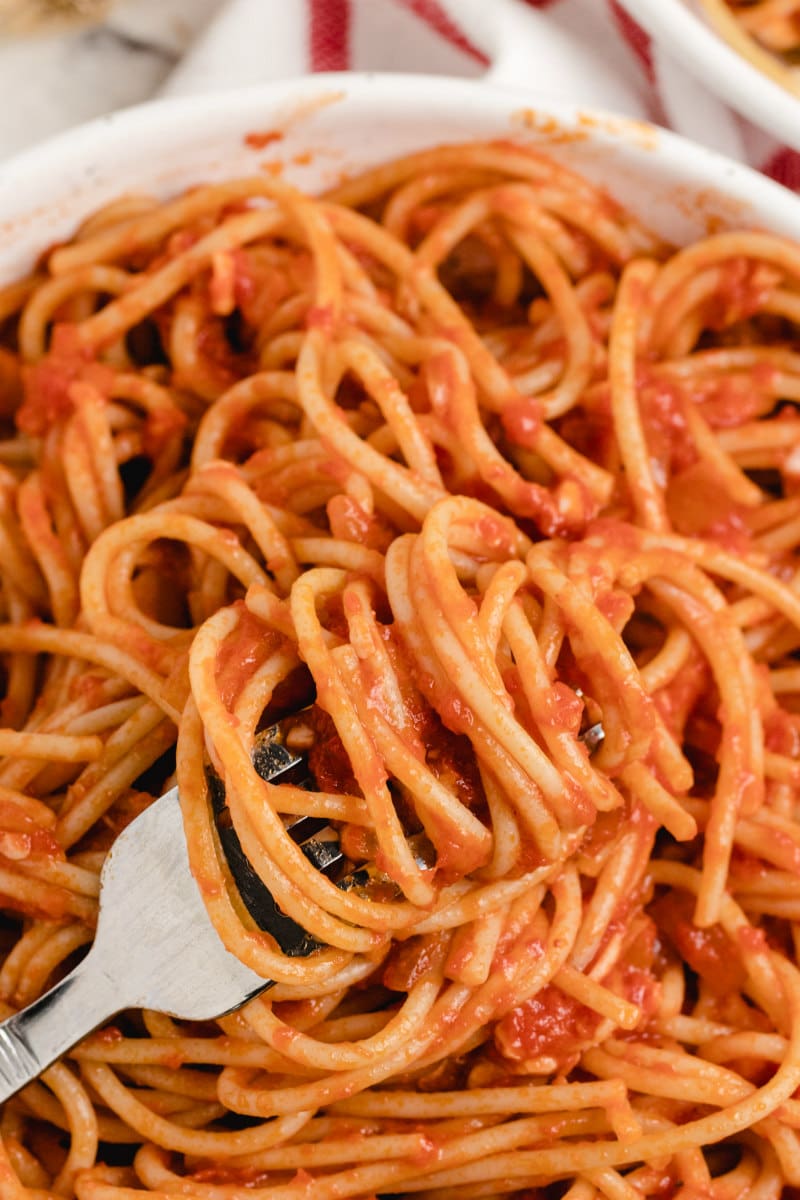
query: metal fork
0 715 605 1103
0 719 368 1104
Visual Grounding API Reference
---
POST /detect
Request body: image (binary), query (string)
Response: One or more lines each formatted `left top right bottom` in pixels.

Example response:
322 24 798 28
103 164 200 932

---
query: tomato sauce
697 367 777 428
494 985 601 1070
421 806 490 878
501 397 544 448
383 932 450 992
650 891 746 995
0 828 62 862
307 707 360 797
92 1025 123 1044
192 1164 272 1186
244 130 284 150
764 706 800 757
0 347 21 419
702 257 778 328
17 325 114 436
140 405 187 460
191 318 244 388
338 823 376 862
215 605 281 710
653 652 710 739
327 494 393 552
638 371 694 477
305 305 335 334
0 888 70 922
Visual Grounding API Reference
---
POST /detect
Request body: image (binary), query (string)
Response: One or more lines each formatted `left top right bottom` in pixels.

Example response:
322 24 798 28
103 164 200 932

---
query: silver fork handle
0 954 119 1103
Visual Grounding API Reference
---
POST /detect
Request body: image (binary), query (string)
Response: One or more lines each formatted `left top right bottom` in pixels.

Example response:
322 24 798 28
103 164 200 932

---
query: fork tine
209 715 348 949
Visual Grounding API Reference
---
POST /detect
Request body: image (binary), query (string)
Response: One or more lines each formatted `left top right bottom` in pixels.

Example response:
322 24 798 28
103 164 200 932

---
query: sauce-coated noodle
0 140 799 1198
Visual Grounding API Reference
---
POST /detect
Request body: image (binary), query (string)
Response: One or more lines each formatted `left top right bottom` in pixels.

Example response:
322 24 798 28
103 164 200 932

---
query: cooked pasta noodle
697 0 800 96
0 138 799 1198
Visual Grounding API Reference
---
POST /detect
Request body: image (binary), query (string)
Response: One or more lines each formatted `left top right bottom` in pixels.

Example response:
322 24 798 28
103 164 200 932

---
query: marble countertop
0 0 225 159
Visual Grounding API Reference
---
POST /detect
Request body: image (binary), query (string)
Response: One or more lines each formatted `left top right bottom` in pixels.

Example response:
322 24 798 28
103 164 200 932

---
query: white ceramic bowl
619 0 800 153
1 74 800 287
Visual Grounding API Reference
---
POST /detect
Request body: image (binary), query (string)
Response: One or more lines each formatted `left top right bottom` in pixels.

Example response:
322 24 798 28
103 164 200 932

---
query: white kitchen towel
160 0 800 192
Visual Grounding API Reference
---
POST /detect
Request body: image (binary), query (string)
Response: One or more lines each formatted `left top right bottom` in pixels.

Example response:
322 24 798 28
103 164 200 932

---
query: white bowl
1 74 800 287
619 0 800 153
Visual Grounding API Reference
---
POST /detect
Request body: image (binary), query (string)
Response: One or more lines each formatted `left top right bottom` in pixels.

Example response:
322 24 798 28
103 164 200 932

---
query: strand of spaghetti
56 705 174 847
0 866 95 923
18 267 132 361
71 383 126 528
582 1039 752 1106
651 231 800 319
525 548 657 771
330 1079 631 1119
186 463 299 593
647 578 758 924
608 259 667 532
620 761 696 842
325 143 649 260
503 222 594 419
0 512 47 610
382 168 506 242
190 605 419 938
357 961 800 1194
0 274 42 322
81 1062 312 1156
296 330 443 523
572 855 654 978
555 965 640 1031
412 506 574 813
502 600 620 815
191 373 299 467
43 1062 98 1196
215 982 472 1119
444 906 508 986
336 340 443 486
79 511 270 673
679 398 764 508
335 647 492 874
0 625 176 721
17 473 80 625
71 208 286 349
242 975 442 1073
425 345 581 534
0 731 102 762
49 179 320 275
289 567 434 908
14 925 93 1008
386 533 562 856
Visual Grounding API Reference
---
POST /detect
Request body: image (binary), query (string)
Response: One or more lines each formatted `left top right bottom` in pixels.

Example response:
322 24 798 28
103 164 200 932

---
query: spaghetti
697 0 800 96
0 139 799 1198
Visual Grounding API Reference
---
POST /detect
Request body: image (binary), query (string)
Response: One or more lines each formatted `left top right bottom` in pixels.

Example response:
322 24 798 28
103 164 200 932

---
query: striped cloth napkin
161 0 800 192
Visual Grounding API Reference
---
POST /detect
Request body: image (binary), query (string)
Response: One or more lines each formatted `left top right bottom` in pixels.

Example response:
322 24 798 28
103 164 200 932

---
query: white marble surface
0 0 225 159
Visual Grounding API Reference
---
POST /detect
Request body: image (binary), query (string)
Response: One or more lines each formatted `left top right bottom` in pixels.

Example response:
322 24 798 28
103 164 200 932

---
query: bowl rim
2 72 800 260
617 0 800 154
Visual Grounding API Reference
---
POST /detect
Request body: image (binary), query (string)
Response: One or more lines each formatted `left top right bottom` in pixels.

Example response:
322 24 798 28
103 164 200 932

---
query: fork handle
0 953 118 1103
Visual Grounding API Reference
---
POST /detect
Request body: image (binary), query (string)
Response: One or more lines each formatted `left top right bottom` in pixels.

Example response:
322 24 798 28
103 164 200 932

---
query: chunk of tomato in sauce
650 890 746 996
494 985 600 1071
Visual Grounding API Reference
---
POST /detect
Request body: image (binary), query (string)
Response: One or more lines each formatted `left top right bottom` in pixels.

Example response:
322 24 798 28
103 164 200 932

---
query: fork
0 718 371 1104
0 713 605 1104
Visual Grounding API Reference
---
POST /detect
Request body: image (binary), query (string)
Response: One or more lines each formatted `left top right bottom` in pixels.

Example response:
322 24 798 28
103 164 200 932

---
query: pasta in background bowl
3 75 800 1198
619 0 800 152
